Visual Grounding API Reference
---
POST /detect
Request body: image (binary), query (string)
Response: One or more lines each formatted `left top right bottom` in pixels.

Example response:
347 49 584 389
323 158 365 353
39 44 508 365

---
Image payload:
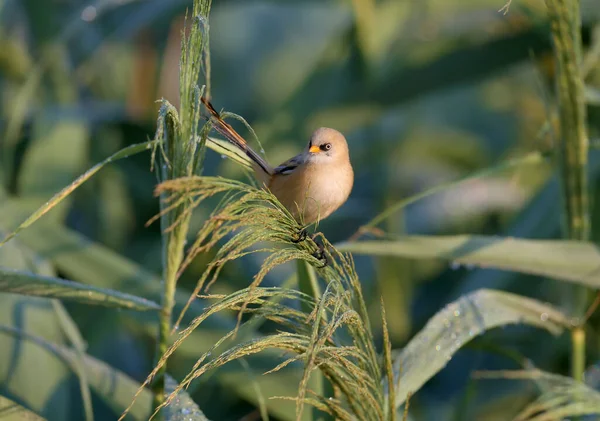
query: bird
201 98 354 227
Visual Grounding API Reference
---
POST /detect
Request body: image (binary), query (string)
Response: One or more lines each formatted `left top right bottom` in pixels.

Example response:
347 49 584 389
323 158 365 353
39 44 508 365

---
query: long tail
201 97 272 178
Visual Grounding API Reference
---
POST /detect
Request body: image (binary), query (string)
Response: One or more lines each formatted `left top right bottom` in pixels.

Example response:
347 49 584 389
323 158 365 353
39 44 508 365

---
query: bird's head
305 127 350 165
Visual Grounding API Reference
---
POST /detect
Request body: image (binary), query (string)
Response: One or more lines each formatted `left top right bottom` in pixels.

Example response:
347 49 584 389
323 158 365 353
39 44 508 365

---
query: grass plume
120 176 396 420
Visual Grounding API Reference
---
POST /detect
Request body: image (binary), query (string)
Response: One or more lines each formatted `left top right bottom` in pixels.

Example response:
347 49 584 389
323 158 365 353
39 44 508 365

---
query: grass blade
0 395 45 420
296 260 320 314
475 369 600 420
338 235 600 288
392 289 569 409
0 324 152 421
0 141 154 247
0 267 160 311
206 136 253 170
0 324 210 421
52 301 94 421
164 375 210 421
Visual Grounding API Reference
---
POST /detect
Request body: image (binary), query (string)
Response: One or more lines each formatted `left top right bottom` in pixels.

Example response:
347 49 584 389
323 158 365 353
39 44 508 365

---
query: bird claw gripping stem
292 227 308 243
290 228 328 267
311 239 328 268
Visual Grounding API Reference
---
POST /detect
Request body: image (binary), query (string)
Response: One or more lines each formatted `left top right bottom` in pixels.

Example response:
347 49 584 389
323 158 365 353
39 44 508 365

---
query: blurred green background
1 0 600 420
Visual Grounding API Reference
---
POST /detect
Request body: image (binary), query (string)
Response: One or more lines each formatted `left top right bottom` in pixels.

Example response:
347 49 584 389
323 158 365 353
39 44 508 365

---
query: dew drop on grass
435 344 441 351
221 155 227 159
260 148 265 154
540 312 549 322
181 408 191 415
454 309 461 317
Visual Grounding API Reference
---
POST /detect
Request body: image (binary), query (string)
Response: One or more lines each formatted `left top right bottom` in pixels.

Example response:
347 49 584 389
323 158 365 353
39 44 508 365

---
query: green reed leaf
338 235 600 288
392 289 569 409
0 267 160 311
0 141 154 247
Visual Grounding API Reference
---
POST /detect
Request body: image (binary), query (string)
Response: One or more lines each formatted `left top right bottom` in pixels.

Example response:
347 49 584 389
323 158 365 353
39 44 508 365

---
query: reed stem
151 1 212 416
544 0 589 382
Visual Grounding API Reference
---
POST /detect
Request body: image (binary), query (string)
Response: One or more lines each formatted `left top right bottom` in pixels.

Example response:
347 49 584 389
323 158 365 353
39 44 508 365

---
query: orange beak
309 145 321 154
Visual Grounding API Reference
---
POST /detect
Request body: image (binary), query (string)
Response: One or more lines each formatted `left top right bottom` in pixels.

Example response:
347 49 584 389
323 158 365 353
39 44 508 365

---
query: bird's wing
273 154 306 175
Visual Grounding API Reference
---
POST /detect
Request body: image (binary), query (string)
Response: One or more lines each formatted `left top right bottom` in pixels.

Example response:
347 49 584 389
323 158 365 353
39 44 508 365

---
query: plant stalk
545 0 589 382
150 0 211 416
296 259 333 421
571 327 586 382
152 208 191 413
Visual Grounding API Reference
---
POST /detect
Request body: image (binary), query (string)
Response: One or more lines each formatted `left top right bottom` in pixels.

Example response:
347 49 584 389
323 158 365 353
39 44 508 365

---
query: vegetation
1 0 600 420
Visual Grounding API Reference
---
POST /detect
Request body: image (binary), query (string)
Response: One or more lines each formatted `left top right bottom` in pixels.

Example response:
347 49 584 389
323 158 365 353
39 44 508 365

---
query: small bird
201 98 354 226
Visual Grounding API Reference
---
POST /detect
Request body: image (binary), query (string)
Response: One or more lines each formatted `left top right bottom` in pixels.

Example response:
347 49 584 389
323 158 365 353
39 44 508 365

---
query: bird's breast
269 162 353 224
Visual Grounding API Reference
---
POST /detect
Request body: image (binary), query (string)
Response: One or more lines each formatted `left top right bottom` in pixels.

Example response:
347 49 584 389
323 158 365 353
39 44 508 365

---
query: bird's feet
291 228 328 267
311 237 328 268
292 227 308 243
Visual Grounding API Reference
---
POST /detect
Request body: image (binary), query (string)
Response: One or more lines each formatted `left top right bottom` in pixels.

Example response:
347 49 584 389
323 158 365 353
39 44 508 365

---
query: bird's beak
309 145 320 154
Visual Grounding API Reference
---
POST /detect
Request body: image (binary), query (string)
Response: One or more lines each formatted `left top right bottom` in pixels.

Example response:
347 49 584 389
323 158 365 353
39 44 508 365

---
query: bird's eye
320 143 332 151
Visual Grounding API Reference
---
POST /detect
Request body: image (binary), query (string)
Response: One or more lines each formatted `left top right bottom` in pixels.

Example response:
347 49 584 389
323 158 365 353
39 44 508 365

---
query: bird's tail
201 97 272 179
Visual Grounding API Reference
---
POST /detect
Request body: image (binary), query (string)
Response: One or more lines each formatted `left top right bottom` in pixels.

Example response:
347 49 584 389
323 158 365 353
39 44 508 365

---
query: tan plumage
202 98 353 225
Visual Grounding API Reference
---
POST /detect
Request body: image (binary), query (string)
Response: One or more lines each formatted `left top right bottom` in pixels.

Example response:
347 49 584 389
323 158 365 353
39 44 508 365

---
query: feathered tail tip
200 96 219 118
199 97 272 176
200 96 248 147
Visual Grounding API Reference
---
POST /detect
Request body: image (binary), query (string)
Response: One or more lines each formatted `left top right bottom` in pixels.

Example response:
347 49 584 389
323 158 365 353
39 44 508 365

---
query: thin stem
296 259 332 421
152 206 190 412
297 259 321 313
571 327 586 382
